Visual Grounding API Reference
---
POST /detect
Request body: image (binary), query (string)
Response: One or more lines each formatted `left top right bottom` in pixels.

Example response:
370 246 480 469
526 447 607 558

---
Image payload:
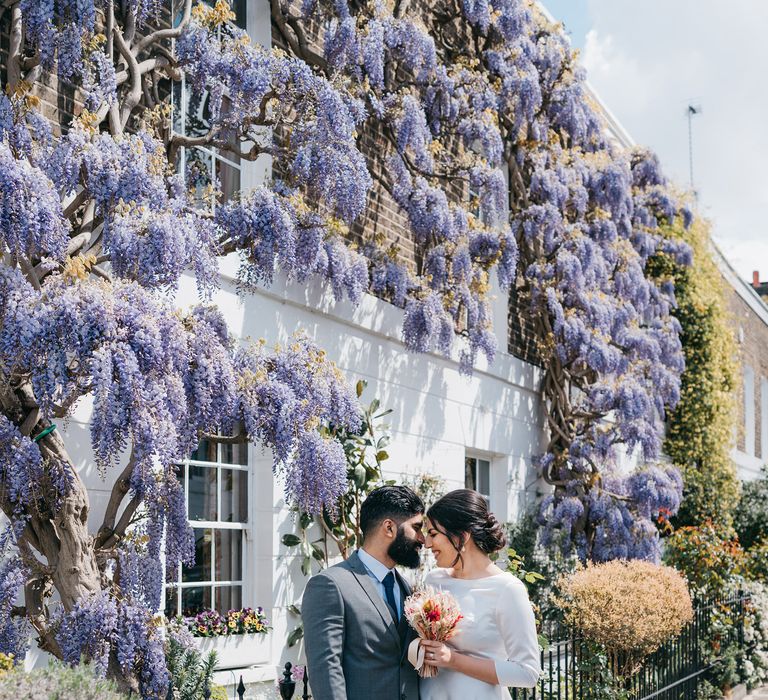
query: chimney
753 270 760 288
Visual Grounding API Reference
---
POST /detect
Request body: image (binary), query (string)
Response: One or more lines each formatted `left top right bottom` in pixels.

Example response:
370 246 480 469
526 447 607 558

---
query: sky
541 0 768 285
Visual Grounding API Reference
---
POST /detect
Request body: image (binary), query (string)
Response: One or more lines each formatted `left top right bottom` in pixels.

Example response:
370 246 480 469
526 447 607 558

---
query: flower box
194 632 270 670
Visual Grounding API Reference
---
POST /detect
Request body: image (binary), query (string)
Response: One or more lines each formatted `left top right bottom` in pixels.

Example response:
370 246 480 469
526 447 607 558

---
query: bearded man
302 485 425 700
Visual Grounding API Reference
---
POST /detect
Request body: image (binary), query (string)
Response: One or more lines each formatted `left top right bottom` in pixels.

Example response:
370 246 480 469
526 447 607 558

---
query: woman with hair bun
417 489 541 699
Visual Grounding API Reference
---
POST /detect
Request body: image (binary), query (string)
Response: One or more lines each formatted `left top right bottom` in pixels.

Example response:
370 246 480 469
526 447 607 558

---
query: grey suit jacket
302 551 419 700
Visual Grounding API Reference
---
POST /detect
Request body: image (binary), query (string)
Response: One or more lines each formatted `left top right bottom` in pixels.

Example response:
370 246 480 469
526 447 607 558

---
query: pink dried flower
404 587 462 677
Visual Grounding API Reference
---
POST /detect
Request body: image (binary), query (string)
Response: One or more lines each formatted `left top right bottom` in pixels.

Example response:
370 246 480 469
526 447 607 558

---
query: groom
303 485 425 700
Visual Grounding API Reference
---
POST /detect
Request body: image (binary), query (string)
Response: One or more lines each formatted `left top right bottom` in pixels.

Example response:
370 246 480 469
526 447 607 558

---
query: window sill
212 664 277 686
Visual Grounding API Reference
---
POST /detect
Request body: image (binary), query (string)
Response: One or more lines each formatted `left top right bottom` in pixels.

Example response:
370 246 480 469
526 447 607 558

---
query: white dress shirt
357 548 402 617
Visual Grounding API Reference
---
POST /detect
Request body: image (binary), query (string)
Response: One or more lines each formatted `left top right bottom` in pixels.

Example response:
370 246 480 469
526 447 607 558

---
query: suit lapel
348 551 402 649
396 570 413 661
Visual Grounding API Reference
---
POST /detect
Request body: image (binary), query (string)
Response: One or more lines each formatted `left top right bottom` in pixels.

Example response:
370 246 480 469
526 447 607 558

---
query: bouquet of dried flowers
404 587 462 678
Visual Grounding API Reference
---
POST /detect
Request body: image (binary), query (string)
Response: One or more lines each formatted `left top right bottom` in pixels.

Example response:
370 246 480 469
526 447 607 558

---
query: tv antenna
687 102 702 195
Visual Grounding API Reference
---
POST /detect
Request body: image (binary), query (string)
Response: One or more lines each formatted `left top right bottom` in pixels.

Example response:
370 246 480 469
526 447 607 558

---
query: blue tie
382 571 399 622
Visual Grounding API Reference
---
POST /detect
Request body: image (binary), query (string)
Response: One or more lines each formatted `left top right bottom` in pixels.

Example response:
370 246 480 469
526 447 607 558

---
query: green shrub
165 618 225 700
0 662 129 700
745 539 768 583
653 218 740 528
734 468 768 550
0 655 14 680
506 510 578 621
663 520 745 595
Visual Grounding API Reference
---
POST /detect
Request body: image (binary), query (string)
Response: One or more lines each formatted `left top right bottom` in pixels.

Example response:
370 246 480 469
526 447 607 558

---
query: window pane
216 157 241 205
172 81 184 135
215 529 242 582
204 0 247 28
233 0 247 28
174 463 185 489
186 148 214 206
191 438 217 463
182 586 211 617
220 441 248 466
189 466 217 521
164 586 179 619
183 528 212 582
184 90 212 138
478 459 490 496
464 457 477 491
215 585 242 614
221 469 248 523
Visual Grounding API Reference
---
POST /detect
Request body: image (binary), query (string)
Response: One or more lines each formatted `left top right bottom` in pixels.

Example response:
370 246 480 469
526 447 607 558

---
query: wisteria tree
0 0 692 695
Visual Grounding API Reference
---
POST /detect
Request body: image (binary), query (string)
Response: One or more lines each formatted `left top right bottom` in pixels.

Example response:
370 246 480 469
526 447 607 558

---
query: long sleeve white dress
420 568 541 700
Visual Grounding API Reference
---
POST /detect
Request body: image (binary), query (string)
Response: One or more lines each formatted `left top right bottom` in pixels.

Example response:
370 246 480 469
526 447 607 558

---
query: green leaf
287 626 304 647
301 555 312 576
311 544 325 562
299 512 313 530
287 604 301 616
281 534 302 547
353 464 367 488
369 398 380 414
537 634 549 652
356 379 366 398
375 450 389 462
376 436 391 449
373 409 393 418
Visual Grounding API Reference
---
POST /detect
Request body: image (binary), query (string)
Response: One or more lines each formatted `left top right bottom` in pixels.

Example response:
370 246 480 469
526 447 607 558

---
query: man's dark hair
359 485 424 538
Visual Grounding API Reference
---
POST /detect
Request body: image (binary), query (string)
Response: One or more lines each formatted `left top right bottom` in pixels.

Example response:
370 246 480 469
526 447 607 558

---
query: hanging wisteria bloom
0 0 698 694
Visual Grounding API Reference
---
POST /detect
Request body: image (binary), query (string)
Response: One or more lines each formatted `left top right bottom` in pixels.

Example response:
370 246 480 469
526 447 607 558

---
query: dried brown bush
554 560 693 675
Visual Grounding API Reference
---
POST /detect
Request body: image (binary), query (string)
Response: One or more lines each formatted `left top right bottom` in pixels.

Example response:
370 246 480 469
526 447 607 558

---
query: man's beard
387 525 422 569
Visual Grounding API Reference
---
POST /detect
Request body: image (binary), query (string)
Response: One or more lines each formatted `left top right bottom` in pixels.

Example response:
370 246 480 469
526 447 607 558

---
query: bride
417 489 541 699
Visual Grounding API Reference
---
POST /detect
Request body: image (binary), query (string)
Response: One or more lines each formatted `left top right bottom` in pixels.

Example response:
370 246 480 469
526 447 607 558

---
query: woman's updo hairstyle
427 489 507 565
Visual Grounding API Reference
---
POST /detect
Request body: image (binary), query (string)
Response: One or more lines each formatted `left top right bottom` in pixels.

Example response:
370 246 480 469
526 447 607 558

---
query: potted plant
188 608 272 669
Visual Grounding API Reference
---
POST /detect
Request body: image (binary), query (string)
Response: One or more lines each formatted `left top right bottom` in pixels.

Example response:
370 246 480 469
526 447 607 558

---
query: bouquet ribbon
407 638 426 671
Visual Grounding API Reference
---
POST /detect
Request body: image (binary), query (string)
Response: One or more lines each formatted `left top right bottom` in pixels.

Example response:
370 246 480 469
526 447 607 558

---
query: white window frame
761 376 768 459
161 0 270 620
165 451 250 618
745 366 756 456
465 454 492 501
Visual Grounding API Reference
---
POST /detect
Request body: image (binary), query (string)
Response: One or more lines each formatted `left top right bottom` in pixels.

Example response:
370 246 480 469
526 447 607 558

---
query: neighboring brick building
715 246 768 481
750 270 768 301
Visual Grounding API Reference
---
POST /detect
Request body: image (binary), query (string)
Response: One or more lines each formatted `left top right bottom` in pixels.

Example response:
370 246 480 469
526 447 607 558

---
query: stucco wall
34 257 547 686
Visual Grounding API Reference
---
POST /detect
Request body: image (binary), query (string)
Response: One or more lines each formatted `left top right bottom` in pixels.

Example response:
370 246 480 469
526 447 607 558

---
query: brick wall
726 282 768 460
0 8 542 368
270 18 546 363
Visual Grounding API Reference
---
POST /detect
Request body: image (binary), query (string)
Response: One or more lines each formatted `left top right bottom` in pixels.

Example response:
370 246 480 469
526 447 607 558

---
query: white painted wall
44 262 545 688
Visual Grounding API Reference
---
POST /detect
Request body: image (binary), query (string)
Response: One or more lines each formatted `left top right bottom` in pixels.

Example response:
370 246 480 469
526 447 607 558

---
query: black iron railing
512 591 751 700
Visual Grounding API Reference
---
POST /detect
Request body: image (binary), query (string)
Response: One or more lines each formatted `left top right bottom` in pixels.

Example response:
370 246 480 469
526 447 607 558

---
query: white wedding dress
420 569 541 700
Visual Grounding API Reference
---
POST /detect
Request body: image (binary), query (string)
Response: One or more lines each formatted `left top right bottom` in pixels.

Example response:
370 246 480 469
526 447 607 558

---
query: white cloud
580 1 768 281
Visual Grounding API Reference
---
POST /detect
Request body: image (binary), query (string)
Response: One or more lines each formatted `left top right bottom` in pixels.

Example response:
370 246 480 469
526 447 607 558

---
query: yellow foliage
62 254 99 281
655 216 740 526
554 560 693 664
192 0 236 28
0 653 14 678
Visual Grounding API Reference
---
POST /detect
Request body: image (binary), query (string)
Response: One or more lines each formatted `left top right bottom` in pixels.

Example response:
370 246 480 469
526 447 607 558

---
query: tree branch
6 5 22 90
134 0 192 54
94 450 137 550
199 431 249 444
114 25 143 128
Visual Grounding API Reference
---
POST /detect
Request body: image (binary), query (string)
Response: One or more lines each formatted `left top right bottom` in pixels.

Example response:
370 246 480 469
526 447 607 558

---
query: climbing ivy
652 217 740 527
